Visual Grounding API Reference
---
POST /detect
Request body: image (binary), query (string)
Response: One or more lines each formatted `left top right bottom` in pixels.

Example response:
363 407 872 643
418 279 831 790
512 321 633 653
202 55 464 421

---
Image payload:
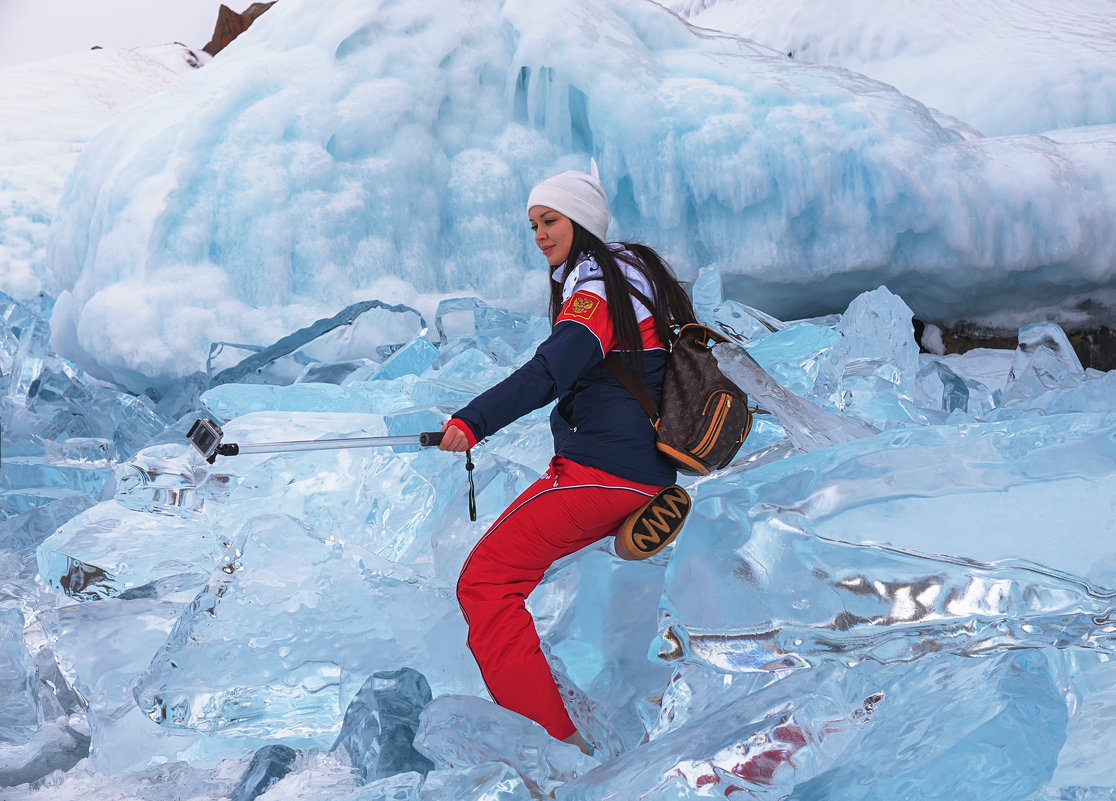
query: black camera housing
187 418 224 462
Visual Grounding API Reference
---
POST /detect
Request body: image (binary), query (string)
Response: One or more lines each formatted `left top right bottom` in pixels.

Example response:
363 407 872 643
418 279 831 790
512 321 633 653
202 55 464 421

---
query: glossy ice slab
657 410 1116 674
415 695 598 797
130 514 484 751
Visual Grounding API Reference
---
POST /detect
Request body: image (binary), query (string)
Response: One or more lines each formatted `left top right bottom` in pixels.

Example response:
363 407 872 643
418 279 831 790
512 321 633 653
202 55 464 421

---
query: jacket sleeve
451 291 614 443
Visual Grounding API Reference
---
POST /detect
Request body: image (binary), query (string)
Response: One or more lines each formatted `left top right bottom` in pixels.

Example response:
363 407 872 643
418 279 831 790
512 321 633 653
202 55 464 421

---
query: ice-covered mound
44 0 1116 393
0 44 204 300
669 0 1116 137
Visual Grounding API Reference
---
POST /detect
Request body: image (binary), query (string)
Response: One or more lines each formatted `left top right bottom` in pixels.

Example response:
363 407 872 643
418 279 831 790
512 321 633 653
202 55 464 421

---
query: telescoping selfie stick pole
186 418 475 520
187 418 444 462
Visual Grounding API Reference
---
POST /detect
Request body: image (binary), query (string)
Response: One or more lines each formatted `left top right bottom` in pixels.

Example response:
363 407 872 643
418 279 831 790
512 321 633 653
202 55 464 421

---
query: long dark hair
549 222 696 369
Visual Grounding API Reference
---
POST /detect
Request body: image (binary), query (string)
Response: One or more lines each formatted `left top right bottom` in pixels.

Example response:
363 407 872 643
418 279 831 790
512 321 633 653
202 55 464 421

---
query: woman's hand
438 421 471 452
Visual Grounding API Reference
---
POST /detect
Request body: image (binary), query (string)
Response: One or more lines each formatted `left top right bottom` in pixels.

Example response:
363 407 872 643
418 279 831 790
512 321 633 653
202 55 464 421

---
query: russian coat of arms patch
565 292 600 320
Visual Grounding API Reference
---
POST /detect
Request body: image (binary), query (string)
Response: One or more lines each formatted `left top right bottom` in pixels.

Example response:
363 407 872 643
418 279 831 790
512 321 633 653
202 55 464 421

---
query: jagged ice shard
3 0 1116 798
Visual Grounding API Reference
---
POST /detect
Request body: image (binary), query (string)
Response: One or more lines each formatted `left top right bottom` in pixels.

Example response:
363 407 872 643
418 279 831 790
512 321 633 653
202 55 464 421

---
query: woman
438 165 695 753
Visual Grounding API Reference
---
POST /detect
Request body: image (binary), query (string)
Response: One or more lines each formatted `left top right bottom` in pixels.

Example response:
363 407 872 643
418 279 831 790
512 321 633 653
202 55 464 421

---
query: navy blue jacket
451 253 677 487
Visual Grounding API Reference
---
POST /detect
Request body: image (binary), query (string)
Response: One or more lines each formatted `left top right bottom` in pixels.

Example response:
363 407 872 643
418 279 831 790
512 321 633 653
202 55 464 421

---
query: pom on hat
526 160 609 241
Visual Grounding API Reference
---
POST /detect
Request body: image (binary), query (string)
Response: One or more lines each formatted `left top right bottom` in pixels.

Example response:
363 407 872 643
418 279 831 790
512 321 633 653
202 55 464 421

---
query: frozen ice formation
3 0 1116 795
4 274 1116 798
666 0 1116 138
26 0 1116 390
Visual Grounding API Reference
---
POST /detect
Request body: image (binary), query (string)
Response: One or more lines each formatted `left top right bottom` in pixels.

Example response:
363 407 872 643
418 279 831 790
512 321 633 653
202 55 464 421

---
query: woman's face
529 206 574 266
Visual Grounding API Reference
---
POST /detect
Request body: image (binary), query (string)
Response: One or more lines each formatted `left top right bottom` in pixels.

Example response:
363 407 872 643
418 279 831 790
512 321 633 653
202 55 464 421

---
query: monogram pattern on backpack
654 325 753 475
604 324 753 476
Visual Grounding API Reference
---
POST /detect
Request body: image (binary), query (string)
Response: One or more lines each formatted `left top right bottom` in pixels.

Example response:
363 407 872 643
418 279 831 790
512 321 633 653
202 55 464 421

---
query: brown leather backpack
604 323 753 475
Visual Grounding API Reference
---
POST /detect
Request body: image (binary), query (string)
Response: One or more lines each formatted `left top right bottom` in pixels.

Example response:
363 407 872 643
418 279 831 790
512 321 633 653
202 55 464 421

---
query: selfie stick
187 418 444 464
185 418 474 521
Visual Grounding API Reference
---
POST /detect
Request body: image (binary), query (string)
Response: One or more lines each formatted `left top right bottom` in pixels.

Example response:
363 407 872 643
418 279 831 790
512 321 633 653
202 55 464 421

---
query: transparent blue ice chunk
992 366 1116 418
434 298 486 344
385 409 445 454
433 298 549 369
0 398 64 457
367 337 439 383
96 392 169 460
419 762 531 800
0 457 112 497
336 771 422 800
713 342 876 454
37 596 208 773
114 446 227 516
690 265 724 317
332 668 435 783
131 514 484 749
0 319 20 378
0 495 96 559
150 372 208 423
36 497 225 600
202 382 398 421
655 410 1116 676
0 716 90 787
430 347 509 388
0 289 45 340
692 265 783 345
61 437 114 464
407 379 480 411
835 356 933 428
557 663 880 800
705 299 782 345
836 286 920 396
8 317 54 398
916 358 969 413
1002 322 1087 405
414 695 597 798
562 652 1062 801
745 322 845 400
0 608 44 746
229 744 297 801
209 299 426 388
296 358 378 385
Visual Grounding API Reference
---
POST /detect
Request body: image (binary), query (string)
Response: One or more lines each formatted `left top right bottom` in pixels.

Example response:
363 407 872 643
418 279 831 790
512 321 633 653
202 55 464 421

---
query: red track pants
456 455 663 740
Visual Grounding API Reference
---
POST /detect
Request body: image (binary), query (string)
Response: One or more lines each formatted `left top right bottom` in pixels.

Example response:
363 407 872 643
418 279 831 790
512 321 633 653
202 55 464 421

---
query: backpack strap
602 353 660 424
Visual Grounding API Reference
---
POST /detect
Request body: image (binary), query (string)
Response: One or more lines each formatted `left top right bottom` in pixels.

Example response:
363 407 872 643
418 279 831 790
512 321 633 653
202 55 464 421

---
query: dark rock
930 321 1116 372
203 2 277 57
1066 326 1116 372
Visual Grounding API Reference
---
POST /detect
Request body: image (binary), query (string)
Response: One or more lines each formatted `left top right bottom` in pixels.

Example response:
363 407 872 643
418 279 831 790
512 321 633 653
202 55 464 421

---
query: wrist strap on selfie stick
465 449 476 522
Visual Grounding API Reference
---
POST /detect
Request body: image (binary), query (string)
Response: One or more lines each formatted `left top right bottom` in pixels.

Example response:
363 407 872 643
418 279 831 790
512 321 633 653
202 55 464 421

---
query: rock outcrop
203 2 277 56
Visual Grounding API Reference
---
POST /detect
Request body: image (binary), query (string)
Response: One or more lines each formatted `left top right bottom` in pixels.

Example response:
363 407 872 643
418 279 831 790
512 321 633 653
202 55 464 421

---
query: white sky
0 0 229 68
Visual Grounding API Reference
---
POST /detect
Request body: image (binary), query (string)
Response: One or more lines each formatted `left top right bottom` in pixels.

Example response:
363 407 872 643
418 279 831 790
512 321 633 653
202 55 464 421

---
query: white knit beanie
526 161 609 241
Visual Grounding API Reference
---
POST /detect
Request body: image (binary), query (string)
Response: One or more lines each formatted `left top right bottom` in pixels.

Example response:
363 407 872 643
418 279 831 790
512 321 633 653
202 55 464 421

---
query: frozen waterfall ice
28 0 1116 392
